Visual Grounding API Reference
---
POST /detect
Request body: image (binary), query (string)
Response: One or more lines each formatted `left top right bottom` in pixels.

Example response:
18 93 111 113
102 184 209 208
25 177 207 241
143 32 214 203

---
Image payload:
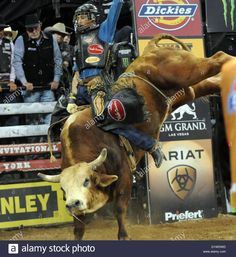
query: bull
38 34 235 240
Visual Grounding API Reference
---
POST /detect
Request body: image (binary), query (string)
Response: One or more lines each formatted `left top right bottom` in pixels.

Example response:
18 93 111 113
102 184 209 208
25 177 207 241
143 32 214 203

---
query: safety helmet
73 4 98 32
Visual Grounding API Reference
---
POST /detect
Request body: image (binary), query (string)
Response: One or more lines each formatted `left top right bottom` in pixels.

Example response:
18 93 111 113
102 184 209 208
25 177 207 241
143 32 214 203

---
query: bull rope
119 72 169 100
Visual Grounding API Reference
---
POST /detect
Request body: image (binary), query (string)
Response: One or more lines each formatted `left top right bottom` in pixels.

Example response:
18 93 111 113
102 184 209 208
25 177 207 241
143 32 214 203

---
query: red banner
0 159 61 173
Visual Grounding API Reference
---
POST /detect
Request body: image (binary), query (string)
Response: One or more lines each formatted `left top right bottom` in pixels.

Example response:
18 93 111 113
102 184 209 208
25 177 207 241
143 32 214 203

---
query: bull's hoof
118 231 131 240
119 236 131 240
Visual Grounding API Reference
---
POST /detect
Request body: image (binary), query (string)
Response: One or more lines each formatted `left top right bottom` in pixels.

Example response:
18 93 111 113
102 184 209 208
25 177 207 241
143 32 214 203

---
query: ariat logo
221 0 235 30
167 165 196 200
165 210 203 221
138 0 198 31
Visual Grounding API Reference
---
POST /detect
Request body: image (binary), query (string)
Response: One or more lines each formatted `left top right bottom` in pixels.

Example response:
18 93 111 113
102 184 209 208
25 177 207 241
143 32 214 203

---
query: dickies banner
132 0 203 38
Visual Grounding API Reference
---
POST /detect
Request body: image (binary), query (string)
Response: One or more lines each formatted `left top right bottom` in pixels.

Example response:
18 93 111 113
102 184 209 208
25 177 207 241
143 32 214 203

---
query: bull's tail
191 103 196 111
154 33 190 51
47 116 69 162
144 33 190 53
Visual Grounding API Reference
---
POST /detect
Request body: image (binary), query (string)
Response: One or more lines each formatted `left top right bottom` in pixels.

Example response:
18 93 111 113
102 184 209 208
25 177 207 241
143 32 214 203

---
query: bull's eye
83 178 90 187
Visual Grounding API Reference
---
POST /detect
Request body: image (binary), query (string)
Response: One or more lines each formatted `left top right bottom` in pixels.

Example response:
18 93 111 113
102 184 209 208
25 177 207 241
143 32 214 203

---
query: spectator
13 13 62 126
44 22 73 92
0 16 19 128
3 26 18 42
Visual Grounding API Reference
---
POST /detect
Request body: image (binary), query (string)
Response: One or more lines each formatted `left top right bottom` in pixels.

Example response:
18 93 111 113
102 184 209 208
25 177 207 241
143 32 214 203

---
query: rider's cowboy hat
44 22 70 36
4 26 18 41
0 15 9 29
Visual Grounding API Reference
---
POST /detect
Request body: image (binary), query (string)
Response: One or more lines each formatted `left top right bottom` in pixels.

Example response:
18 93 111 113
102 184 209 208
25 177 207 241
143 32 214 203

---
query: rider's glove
66 94 78 114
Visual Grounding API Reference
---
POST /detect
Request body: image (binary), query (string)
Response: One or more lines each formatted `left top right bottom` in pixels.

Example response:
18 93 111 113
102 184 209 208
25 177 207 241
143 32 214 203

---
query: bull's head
38 148 118 215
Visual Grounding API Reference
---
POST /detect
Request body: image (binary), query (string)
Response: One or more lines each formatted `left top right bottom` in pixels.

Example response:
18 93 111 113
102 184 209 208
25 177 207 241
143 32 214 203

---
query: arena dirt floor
0 214 236 240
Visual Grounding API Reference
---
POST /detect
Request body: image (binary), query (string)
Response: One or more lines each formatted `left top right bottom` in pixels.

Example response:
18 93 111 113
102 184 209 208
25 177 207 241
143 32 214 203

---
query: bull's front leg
113 175 132 240
73 215 86 240
114 194 130 240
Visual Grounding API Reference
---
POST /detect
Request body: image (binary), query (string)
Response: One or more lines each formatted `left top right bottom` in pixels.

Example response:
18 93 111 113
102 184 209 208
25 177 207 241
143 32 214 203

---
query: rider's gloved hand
66 94 78 114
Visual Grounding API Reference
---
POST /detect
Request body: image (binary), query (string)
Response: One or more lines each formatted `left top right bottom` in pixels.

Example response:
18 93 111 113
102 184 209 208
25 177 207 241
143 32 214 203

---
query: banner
205 0 236 32
133 0 203 38
138 37 205 57
0 182 72 229
148 139 218 223
160 100 212 141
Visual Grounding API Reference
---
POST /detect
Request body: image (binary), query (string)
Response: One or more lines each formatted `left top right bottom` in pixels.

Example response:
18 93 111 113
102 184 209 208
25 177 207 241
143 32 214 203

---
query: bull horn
38 173 60 183
89 148 107 170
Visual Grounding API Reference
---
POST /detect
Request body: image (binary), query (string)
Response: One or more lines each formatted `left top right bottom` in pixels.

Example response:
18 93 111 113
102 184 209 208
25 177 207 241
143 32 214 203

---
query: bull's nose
66 200 81 209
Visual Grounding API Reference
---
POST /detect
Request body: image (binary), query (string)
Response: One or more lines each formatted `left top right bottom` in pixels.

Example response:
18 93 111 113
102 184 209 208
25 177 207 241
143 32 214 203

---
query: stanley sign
0 182 72 229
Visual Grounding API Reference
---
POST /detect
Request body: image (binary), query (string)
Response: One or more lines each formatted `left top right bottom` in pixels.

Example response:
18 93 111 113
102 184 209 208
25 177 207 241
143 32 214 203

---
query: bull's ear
95 174 118 187
99 174 118 187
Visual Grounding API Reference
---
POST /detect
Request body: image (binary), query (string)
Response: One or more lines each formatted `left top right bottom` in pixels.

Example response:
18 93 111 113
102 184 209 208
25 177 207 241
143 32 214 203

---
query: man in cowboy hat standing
0 16 17 93
44 22 73 79
0 15 19 128
3 26 18 42
13 13 62 125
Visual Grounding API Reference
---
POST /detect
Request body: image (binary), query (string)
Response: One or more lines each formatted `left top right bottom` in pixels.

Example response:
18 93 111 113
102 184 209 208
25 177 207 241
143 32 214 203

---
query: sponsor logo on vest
87 44 104 54
167 165 196 200
108 99 126 121
227 78 236 113
85 56 100 64
165 210 203 221
138 0 198 31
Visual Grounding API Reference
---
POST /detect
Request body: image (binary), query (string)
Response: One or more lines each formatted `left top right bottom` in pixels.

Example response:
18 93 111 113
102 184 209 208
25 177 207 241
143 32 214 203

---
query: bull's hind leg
191 74 221 99
156 51 234 89
190 51 234 86
172 74 221 109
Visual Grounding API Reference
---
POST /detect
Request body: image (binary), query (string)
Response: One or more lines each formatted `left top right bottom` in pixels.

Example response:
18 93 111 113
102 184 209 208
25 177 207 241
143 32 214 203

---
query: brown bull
38 34 235 240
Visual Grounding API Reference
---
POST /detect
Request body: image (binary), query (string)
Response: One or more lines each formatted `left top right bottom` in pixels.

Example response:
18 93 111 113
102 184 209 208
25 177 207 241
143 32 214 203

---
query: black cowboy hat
25 13 41 28
0 15 8 29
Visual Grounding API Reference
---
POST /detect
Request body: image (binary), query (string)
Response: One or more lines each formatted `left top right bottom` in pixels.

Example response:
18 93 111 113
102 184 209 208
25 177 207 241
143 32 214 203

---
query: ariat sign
165 210 203 221
139 4 197 17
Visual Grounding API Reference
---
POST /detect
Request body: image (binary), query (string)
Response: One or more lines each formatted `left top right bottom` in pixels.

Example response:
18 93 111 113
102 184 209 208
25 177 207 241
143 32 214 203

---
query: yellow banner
0 181 72 229
138 38 205 57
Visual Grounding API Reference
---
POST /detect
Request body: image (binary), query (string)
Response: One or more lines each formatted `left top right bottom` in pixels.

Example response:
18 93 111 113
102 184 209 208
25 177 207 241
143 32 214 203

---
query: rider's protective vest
22 33 54 85
75 27 110 72
0 38 11 81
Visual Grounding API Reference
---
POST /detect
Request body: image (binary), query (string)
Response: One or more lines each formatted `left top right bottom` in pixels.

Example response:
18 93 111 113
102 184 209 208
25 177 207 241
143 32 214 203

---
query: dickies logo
87 44 104 55
108 99 126 121
138 0 198 31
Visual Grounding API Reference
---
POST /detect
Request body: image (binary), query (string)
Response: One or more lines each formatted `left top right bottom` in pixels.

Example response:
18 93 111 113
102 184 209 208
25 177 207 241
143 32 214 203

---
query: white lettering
165 210 203 221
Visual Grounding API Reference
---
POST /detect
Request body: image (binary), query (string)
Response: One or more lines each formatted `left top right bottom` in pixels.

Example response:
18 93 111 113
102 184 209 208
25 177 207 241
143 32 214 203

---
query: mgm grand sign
160 99 212 141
